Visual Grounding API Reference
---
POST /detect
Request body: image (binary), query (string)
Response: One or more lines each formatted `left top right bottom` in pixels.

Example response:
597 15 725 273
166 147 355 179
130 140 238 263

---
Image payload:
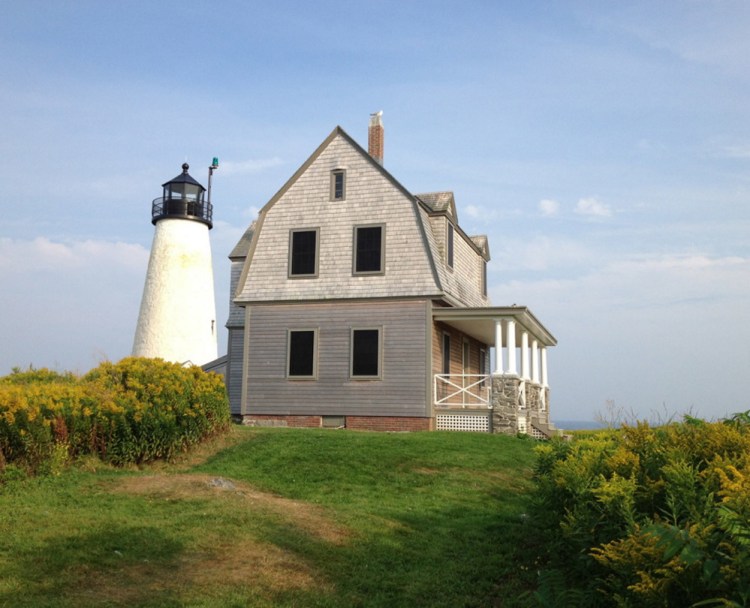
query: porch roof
432 306 557 347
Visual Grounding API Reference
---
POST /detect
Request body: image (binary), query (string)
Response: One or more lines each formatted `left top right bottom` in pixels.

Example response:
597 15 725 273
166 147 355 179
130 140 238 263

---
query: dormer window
447 223 455 269
331 169 346 201
481 260 487 296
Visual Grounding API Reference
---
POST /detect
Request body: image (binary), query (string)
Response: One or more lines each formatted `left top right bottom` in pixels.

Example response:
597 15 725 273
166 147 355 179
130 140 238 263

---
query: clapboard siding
243 300 428 417
428 215 489 308
432 321 488 376
226 328 245 415
236 134 440 303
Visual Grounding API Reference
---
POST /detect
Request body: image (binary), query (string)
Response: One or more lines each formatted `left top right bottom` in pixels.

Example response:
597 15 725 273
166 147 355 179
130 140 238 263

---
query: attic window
331 169 346 201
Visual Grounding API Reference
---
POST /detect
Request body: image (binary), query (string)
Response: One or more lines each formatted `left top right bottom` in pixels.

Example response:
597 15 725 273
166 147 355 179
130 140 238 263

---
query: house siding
428 215 489 308
236 135 440 303
242 299 429 417
226 328 244 415
432 321 488 377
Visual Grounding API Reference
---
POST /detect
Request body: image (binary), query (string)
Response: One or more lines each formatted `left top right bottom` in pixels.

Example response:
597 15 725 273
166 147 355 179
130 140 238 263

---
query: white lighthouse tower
132 162 218 365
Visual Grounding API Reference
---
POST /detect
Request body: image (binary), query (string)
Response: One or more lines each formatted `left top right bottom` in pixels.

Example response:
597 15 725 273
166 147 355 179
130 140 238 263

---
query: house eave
432 306 557 347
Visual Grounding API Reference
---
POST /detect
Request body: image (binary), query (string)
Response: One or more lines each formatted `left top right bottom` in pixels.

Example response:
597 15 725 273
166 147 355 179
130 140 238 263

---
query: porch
433 373 558 438
431 307 558 438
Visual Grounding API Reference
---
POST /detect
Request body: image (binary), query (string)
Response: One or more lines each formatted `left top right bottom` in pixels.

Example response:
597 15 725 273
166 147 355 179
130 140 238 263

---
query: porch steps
530 417 568 441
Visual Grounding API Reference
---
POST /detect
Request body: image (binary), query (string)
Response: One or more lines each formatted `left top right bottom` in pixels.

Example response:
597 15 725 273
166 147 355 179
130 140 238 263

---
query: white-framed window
447 223 454 269
353 224 385 274
331 169 346 201
287 329 318 379
288 228 319 278
479 348 488 386
350 327 382 379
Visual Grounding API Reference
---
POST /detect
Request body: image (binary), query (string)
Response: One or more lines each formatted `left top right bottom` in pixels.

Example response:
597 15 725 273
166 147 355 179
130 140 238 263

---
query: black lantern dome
151 163 213 228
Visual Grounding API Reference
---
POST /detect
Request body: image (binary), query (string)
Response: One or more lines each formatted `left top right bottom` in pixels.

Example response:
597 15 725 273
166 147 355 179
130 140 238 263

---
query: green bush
530 415 750 607
0 358 229 476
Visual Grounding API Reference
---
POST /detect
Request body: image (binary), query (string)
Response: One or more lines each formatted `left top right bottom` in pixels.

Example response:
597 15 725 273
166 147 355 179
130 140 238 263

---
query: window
331 169 346 200
442 333 451 375
289 229 318 277
354 225 384 274
351 328 381 378
481 259 487 296
287 329 317 378
447 223 454 269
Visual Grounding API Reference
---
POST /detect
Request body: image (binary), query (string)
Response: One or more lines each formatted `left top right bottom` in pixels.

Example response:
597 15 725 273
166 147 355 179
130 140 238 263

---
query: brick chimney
368 111 384 165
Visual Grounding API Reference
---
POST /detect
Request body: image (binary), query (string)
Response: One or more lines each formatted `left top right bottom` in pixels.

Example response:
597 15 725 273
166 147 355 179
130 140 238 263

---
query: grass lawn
0 427 538 607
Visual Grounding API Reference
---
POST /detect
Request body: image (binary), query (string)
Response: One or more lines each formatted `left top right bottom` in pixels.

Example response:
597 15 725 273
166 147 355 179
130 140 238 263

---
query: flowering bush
531 416 750 607
0 358 229 476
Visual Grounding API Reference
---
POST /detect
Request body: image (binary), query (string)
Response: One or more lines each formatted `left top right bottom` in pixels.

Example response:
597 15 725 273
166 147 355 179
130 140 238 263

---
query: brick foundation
236 414 432 432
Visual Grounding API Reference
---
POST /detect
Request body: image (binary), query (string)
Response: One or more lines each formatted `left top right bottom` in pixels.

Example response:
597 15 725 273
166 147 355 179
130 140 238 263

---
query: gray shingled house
224 115 557 435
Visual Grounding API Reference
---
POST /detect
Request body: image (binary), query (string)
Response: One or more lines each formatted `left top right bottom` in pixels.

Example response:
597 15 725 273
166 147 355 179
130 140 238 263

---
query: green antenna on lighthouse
207 157 219 205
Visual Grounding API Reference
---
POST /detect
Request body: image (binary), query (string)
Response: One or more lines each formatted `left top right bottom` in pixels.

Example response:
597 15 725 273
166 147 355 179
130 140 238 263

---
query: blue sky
1 1 748 422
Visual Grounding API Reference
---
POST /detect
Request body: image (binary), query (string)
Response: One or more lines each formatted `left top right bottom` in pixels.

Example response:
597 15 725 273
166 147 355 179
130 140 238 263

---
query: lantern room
151 163 213 228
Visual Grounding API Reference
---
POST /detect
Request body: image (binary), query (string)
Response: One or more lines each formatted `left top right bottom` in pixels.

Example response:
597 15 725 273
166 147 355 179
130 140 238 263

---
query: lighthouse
132 162 218 365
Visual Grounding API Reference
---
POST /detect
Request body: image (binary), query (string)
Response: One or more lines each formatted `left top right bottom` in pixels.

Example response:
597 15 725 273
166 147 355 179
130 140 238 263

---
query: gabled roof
415 191 457 220
237 126 443 296
259 126 418 214
470 235 490 261
229 221 255 259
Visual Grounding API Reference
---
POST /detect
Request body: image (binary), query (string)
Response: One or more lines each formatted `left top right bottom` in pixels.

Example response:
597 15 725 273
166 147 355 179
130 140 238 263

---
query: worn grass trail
0 427 537 607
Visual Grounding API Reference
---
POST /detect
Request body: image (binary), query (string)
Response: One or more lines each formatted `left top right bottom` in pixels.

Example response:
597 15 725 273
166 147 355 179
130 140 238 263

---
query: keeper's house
224 114 557 435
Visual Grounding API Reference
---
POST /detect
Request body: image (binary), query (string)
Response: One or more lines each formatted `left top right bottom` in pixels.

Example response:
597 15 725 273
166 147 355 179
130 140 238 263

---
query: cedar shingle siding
227 126 499 427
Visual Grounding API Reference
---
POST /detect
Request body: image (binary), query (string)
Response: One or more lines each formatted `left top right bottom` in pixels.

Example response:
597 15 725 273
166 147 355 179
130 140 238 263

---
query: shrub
530 415 750 607
85 357 230 464
0 358 229 476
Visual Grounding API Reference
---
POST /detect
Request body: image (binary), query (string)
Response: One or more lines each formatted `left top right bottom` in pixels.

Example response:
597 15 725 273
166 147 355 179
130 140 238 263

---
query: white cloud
465 204 482 218
219 157 284 176
539 199 560 217
721 144 750 159
0 237 149 374
0 237 147 273
491 235 591 272
591 3 750 76
575 197 612 218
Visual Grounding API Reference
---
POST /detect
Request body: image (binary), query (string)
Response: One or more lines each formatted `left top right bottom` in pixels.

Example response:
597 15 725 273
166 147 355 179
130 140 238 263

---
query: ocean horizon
552 419 606 431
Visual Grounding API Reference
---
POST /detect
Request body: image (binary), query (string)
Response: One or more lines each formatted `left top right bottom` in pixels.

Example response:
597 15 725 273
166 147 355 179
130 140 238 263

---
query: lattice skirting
436 413 491 433
529 425 549 440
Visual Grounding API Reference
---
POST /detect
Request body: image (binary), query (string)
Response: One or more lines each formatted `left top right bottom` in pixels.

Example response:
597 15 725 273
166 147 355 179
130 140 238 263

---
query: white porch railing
434 374 491 408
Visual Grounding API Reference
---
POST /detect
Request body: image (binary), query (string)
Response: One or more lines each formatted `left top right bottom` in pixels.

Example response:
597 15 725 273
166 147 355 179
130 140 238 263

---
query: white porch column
531 339 539 384
493 319 504 375
541 347 548 387
506 319 517 376
520 331 530 380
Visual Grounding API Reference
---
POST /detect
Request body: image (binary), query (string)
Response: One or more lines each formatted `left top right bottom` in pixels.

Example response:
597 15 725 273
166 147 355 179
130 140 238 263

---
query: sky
1 1 748 423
